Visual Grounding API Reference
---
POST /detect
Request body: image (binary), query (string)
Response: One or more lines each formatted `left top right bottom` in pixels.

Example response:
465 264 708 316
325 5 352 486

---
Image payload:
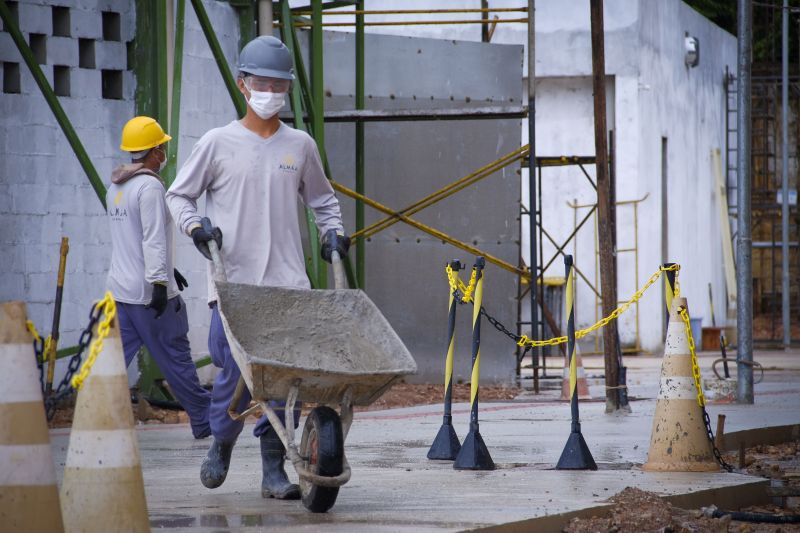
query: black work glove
174 268 188 291
146 283 168 318
320 229 351 263
191 217 223 261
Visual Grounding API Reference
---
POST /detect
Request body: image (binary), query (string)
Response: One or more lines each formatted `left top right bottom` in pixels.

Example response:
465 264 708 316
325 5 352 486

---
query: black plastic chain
43 304 101 421
701 407 734 472
453 288 524 344
32 335 45 391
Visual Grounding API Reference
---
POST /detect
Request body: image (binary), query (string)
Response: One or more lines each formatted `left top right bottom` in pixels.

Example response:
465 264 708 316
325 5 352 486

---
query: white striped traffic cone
0 301 64 532
60 317 149 532
560 346 591 401
642 297 718 472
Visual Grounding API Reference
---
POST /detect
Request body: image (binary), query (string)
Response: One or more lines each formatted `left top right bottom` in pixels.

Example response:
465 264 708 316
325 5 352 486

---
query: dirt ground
564 441 800 533
48 382 521 428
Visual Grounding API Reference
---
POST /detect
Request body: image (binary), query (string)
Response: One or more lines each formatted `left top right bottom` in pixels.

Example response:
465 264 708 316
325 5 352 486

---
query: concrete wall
0 0 135 380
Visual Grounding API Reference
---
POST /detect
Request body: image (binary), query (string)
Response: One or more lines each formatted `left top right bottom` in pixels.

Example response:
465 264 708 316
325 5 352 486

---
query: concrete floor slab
48 352 800 531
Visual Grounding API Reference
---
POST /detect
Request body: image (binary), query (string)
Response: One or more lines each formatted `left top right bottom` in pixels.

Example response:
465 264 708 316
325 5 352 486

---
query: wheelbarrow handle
202 218 227 282
331 250 347 290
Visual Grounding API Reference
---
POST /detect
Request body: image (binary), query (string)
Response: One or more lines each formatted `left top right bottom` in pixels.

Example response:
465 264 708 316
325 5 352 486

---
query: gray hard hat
237 36 295 80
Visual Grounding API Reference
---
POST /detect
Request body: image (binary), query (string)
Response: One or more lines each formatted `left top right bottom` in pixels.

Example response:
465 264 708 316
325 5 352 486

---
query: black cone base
427 423 461 460
453 428 494 470
555 430 598 470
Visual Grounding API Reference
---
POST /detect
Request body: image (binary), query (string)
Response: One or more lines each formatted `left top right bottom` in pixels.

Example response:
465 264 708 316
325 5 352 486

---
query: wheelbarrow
204 222 417 513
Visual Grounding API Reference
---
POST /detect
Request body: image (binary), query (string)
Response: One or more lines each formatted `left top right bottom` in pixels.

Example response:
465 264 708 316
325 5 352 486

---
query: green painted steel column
0 1 106 208
311 0 327 288
280 0 321 289
355 0 365 288
164 0 186 186
156 0 169 128
190 0 246 118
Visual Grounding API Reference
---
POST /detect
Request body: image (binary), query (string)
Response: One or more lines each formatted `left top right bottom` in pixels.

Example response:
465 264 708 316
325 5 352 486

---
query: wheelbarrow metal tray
216 281 417 406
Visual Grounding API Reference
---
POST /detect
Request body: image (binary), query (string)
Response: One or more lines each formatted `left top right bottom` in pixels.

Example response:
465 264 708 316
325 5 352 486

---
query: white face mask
247 89 286 119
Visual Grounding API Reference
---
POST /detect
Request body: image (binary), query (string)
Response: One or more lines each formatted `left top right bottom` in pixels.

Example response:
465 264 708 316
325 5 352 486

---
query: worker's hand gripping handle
331 250 347 290
202 217 227 282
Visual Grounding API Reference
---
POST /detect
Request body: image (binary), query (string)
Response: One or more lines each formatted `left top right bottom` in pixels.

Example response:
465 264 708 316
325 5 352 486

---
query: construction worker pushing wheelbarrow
167 36 416 512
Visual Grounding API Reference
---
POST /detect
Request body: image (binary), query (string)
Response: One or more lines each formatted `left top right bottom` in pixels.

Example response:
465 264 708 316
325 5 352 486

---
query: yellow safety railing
449 263 681 349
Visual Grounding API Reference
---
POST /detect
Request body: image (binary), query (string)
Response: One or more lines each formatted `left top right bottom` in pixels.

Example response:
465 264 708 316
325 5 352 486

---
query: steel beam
190 0 247 118
164 0 186 186
279 106 527 123
355 0 365 288
0 1 106 207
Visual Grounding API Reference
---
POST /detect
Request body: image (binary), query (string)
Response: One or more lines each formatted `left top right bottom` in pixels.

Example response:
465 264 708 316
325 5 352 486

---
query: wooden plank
712 148 737 313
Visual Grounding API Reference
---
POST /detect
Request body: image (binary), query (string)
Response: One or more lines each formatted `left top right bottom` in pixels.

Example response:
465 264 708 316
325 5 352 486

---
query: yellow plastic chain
71 292 117 391
678 306 705 408
26 320 42 343
445 264 478 304
514 263 682 348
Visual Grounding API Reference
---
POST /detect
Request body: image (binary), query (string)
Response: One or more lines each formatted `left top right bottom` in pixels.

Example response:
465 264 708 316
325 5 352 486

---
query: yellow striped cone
560 346 591 401
0 302 64 532
60 318 149 532
642 297 718 472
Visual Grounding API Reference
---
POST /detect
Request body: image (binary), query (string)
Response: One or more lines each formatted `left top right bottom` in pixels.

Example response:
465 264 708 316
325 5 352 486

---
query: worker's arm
139 184 170 286
298 136 344 235
166 135 216 237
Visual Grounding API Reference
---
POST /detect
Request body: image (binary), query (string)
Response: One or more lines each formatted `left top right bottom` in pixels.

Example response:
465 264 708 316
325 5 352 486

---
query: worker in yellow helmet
107 116 211 438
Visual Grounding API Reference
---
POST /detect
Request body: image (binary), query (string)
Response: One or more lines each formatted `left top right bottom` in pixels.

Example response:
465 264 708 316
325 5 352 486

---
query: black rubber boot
200 438 236 489
260 429 300 500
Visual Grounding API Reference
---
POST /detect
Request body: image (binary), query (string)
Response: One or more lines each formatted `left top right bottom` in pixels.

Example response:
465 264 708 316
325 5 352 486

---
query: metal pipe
294 7 529 15
781 0 790 349
590 0 621 412
279 0 321 289
165 0 186 186
737 0 754 404
189 0 246 118
311 0 327 289
285 18 528 28
0 1 106 208
331 180 529 278
527 0 539 393
258 0 273 36
355 0 365 289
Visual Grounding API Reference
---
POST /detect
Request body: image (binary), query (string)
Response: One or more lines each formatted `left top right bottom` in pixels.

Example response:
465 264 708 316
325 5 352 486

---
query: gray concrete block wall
1 0 135 386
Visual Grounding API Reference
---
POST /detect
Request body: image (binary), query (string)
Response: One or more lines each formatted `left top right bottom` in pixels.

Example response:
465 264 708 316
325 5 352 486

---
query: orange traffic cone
642 297 718 472
0 301 64 532
560 346 591 401
60 316 149 532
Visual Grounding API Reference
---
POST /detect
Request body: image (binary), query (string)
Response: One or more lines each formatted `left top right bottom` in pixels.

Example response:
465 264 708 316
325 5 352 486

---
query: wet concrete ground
49 350 800 531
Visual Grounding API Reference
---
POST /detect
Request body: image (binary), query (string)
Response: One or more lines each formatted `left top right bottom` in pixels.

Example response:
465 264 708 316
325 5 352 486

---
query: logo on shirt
279 154 298 172
109 190 127 220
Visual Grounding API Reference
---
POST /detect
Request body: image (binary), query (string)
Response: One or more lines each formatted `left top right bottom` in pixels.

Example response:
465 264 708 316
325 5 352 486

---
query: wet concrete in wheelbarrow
47 352 800 531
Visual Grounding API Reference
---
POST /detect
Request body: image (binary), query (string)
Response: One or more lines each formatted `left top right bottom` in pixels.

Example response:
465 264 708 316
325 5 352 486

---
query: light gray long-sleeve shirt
166 120 343 301
106 165 179 305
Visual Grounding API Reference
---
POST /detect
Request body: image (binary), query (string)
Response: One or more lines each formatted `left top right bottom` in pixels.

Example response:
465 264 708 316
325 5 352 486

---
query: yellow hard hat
119 116 172 152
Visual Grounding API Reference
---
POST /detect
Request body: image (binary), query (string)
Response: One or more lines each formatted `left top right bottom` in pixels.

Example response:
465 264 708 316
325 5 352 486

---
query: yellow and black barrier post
428 260 463 460
453 257 494 470
662 262 678 336
555 255 597 470
45 236 69 395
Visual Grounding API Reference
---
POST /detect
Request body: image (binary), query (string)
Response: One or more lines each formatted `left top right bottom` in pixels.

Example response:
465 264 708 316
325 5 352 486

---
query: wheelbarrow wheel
299 406 344 513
